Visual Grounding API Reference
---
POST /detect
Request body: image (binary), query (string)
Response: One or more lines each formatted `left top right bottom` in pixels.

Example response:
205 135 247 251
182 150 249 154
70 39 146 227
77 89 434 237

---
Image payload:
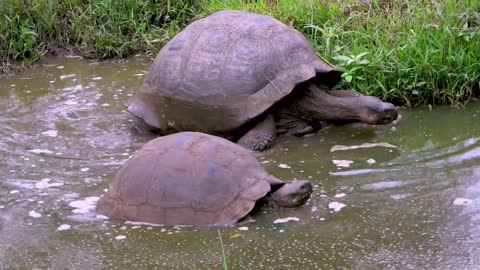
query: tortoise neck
293 84 362 122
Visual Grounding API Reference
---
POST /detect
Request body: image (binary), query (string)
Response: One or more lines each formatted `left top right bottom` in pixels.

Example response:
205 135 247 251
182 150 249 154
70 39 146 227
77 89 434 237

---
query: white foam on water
366 158 376 164
10 190 19 194
334 193 347 198
63 192 80 199
115 235 126 240
92 76 102 80
29 210 42 218
35 178 64 189
390 193 411 200
29 149 54 155
238 226 249 231
332 160 354 168
361 180 409 190
59 74 76 80
278 164 291 169
80 167 90 172
41 130 58 137
273 217 300 224
69 196 99 214
453 197 473 205
64 100 78 105
57 224 71 231
124 221 163 227
330 168 386 176
328 202 346 212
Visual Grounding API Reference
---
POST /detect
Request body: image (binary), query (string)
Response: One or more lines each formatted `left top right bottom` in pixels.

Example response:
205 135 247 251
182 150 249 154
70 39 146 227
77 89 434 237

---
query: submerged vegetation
1 0 479 106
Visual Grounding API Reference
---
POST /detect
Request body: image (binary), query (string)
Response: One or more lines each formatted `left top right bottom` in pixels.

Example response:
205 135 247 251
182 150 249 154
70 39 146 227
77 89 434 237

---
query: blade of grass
217 229 228 270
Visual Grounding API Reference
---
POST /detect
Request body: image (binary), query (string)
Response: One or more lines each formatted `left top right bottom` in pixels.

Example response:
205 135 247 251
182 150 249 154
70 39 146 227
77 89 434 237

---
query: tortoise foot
250 135 274 151
238 114 276 152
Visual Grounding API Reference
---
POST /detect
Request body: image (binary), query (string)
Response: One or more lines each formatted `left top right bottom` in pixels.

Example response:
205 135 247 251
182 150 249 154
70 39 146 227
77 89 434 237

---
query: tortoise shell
96 132 283 226
128 10 341 134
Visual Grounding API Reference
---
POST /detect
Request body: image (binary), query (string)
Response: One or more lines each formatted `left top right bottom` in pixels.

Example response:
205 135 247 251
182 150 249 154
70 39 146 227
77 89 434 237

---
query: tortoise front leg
238 114 276 151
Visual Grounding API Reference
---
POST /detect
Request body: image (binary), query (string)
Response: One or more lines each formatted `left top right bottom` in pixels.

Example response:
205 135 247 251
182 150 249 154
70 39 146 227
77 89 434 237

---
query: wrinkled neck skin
274 84 363 134
263 194 285 210
293 85 364 122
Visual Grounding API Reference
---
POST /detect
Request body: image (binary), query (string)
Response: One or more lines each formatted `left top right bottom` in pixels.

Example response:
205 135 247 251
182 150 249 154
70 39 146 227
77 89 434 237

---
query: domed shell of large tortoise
96 132 283 226
128 9 342 134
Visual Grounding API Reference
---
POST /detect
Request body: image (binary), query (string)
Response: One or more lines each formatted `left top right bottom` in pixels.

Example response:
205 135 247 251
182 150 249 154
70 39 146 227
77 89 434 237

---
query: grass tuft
0 0 198 71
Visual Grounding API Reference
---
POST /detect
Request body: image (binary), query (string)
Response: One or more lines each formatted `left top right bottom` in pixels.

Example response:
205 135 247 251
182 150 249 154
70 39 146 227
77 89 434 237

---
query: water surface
0 57 479 269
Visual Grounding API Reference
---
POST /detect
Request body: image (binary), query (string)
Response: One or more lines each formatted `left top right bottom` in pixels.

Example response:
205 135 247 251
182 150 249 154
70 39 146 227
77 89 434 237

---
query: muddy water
0 56 479 269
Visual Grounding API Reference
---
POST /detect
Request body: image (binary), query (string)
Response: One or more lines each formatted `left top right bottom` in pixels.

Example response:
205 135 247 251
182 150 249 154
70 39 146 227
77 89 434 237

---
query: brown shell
96 132 278 226
128 10 341 134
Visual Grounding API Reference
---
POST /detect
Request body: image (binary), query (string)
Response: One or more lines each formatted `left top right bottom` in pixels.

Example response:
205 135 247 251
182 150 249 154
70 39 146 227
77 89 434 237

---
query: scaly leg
238 114 276 151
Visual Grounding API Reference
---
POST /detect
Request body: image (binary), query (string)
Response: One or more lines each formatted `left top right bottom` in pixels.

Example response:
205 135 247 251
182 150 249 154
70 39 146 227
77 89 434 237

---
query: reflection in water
0 57 479 269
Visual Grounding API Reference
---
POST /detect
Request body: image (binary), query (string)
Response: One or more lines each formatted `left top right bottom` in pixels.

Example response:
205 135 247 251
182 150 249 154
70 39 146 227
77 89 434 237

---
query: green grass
0 0 198 72
1 0 479 106
217 229 228 270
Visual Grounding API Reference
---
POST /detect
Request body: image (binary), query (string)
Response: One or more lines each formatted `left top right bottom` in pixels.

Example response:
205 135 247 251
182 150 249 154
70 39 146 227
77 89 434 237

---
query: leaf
354 52 369 60
333 55 352 62
349 67 361 72
345 75 353 82
415 81 427 87
229 233 243 239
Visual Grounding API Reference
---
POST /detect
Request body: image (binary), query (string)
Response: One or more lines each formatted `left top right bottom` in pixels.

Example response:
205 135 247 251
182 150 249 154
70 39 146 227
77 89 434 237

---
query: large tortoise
128 10 398 151
96 132 312 226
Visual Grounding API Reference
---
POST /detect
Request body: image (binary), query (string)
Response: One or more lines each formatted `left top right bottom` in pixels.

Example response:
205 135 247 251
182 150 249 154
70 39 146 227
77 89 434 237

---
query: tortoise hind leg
238 114 276 151
290 121 323 137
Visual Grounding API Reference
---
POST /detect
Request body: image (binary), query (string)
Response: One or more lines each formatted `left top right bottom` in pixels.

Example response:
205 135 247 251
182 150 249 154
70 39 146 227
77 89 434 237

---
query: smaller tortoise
96 132 312 226
128 10 398 151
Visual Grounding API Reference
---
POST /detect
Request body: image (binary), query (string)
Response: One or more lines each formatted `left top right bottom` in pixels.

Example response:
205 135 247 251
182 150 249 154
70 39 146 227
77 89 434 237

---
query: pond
0 56 479 269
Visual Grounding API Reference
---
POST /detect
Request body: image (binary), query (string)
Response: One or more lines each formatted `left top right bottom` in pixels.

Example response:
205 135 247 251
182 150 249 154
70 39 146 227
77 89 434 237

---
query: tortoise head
269 180 312 208
353 95 398 125
294 85 398 125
